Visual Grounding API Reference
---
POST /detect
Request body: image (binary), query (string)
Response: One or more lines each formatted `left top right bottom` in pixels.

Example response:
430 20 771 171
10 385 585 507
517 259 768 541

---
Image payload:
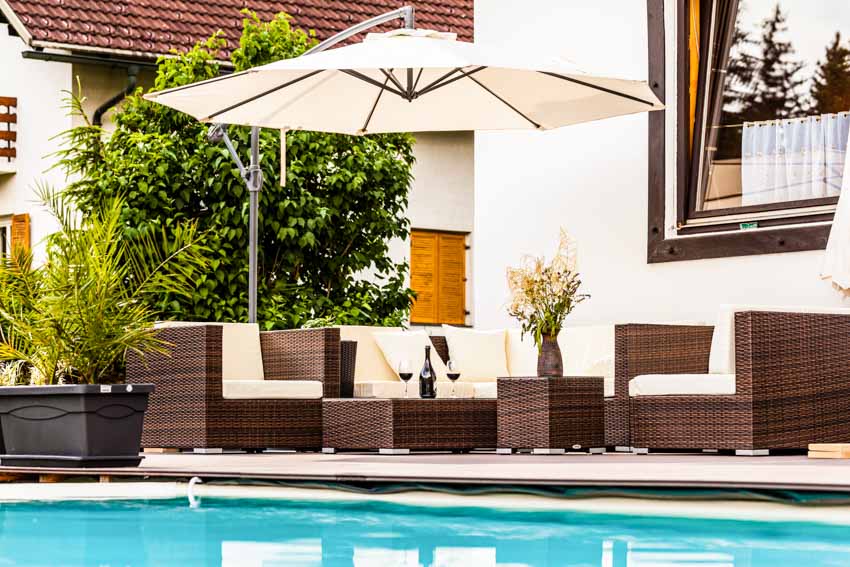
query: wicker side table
323 398 497 454
497 377 605 455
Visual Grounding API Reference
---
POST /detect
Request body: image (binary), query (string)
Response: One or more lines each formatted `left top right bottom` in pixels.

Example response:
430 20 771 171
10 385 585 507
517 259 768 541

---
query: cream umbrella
147 28 663 135
145 15 664 322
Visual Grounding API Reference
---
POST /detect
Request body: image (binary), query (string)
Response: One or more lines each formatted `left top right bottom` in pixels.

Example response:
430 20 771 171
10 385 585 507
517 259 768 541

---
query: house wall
473 0 849 330
71 63 156 130
0 23 70 263
388 131 476 326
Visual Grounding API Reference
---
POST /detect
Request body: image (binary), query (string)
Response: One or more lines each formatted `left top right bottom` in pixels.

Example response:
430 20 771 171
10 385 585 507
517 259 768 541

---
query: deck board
2 452 850 492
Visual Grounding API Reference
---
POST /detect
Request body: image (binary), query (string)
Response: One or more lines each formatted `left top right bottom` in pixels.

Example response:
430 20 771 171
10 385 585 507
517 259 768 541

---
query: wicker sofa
625 307 850 454
126 324 349 451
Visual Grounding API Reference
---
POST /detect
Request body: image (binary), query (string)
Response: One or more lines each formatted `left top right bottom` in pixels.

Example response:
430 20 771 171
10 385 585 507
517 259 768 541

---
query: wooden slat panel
11 214 29 252
0 148 15 158
437 234 466 325
410 231 439 324
0 113 16 123
0 131 15 141
0 97 17 107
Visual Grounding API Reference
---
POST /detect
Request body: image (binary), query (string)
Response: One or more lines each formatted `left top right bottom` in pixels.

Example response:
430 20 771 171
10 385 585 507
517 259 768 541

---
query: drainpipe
92 65 139 126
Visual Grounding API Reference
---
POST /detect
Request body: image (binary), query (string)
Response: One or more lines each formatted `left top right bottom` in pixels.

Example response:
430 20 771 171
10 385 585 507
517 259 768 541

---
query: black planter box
0 384 154 468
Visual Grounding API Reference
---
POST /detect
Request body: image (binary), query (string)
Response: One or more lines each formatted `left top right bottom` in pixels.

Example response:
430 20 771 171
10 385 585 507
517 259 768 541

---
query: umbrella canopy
145 29 663 135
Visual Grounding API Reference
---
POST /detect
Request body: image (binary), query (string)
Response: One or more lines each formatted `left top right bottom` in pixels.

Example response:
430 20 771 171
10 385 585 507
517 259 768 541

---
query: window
409 229 467 325
647 0 849 261
0 214 29 258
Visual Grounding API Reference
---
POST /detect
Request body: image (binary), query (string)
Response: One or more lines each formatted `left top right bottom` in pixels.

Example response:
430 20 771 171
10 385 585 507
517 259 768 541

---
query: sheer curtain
741 112 850 206
821 120 850 293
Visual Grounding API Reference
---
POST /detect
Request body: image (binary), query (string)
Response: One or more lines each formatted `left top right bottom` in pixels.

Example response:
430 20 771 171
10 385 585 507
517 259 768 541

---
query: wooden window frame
409 228 469 326
647 0 832 264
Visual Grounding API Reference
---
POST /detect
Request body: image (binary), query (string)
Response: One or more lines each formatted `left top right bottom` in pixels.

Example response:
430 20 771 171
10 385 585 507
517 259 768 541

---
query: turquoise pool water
1 497 849 566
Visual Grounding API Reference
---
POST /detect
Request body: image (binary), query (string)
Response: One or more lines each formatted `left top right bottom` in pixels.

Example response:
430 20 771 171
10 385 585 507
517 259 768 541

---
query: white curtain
741 112 850 206
821 121 850 293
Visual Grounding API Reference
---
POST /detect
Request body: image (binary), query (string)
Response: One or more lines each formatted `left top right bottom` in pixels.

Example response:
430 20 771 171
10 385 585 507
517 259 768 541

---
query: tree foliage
0 187 207 385
56 11 416 329
811 32 850 115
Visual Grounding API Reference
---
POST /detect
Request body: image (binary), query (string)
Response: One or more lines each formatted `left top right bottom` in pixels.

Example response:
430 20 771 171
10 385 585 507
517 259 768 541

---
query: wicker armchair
626 311 850 453
126 325 348 451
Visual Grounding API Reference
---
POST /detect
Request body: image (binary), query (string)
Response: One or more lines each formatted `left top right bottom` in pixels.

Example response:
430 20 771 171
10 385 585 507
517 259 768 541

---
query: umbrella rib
379 68 407 97
204 69 325 121
148 69 254 98
463 73 542 129
341 70 407 99
540 71 657 106
417 66 487 97
361 76 390 134
411 68 424 94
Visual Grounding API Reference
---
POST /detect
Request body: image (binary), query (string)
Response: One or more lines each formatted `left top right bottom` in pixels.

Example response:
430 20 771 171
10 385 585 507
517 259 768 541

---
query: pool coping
3 482 850 527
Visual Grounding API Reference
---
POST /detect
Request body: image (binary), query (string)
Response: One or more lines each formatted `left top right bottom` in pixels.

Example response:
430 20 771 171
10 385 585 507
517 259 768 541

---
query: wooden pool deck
2 451 850 493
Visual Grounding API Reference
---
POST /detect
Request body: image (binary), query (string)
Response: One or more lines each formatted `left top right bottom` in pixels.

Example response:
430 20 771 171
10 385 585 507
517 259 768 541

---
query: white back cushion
155 322 264 381
441 326 508 382
336 325 401 383
506 329 538 377
708 305 850 374
373 330 449 381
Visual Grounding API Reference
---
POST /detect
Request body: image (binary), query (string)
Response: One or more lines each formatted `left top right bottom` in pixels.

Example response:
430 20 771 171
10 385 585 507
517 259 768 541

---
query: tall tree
56 12 415 329
738 4 806 122
810 32 850 115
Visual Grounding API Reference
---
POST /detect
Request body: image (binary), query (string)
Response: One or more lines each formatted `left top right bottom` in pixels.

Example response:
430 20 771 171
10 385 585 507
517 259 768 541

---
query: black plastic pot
0 384 154 468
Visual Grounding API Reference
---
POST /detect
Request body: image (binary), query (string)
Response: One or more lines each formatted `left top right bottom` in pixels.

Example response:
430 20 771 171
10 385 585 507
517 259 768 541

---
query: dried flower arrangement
507 229 590 351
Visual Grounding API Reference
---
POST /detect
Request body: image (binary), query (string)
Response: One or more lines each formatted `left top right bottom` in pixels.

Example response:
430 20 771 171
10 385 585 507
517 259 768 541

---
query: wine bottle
419 345 437 399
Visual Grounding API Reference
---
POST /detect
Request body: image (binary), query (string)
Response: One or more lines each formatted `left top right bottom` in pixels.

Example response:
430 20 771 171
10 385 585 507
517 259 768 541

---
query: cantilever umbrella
145 26 664 321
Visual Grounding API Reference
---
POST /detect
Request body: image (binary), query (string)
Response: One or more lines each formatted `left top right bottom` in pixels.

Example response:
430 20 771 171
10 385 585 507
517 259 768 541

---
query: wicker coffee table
322 398 497 454
497 377 605 455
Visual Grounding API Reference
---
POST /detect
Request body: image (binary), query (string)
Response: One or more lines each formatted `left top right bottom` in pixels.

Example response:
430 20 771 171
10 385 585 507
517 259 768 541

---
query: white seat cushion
222 380 322 400
373 330 449 381
709 305 850 375
629 374 736 397
472 382 498 399
603 376 615 398
336 325 401 382
155 321 264 381
354 381 475 399
441 326 508 382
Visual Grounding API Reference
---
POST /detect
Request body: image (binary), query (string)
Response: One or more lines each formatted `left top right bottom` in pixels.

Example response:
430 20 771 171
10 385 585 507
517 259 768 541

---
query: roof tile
5 0 473 60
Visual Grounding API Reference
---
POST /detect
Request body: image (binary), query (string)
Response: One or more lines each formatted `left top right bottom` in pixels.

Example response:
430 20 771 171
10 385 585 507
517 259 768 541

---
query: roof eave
29 39 234 68
0 0 32 44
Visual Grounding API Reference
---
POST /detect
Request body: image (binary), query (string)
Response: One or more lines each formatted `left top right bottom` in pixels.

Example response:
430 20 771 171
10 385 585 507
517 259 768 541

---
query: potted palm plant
0 188 206 467
507 229 589 377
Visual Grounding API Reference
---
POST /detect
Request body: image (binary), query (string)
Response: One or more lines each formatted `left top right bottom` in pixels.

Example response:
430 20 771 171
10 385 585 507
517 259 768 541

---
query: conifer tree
811 32 850 115
738 4 806 121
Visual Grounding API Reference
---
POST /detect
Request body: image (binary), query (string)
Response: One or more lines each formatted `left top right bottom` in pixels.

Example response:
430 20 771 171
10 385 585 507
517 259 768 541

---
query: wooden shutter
410 230 466 325
410 231 439 324
10 213 29 253
437 233 466 325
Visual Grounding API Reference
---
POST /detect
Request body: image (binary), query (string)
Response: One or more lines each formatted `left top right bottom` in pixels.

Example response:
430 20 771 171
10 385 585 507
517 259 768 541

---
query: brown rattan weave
607 323 714 447
629 312 850 451
429 335 450 363
323 398 497 451
126 325 343 450
340 340 357 398
497 377 604 451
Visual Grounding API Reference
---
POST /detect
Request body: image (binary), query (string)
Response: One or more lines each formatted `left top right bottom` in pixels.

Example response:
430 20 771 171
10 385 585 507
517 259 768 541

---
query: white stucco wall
473 0 849 329
0 23 70 263
71 63 156 130
389 131 476 325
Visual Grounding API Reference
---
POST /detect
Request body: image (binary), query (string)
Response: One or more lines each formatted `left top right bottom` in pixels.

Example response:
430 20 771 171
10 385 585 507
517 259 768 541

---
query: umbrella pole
248 125 261 324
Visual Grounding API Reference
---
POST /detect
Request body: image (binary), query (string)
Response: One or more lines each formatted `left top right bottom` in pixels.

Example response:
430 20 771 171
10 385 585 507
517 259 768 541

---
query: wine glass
446 360 461 398
398 360 413 399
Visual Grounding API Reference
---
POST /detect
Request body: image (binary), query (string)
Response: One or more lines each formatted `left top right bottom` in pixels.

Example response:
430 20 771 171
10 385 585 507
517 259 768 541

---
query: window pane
697 0 850 212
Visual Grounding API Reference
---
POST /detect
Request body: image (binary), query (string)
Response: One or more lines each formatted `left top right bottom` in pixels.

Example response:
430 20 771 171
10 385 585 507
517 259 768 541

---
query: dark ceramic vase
537 334 563 377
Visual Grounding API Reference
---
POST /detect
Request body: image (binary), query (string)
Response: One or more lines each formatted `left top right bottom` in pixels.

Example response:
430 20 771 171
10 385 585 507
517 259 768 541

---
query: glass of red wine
398 360 413 398
447 360 461 398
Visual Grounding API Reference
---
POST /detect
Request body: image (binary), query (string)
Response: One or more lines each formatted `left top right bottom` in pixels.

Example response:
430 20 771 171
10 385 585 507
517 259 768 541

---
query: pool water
1 497 849 566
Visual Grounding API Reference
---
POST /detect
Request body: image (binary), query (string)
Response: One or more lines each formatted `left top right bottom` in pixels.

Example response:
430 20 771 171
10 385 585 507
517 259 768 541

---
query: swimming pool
1 497 849 566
